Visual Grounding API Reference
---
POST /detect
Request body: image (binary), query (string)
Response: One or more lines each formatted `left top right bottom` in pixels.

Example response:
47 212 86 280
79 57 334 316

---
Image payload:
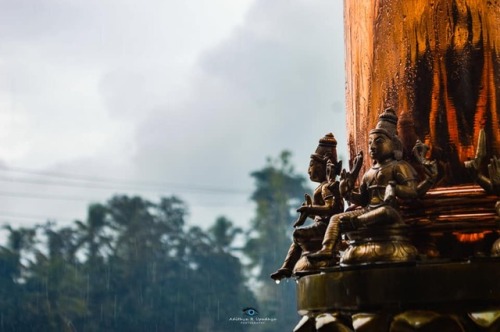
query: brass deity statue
465 129 500 257
465 129 500 216
293 1 500 330
309 108 437 264
270 133 344 280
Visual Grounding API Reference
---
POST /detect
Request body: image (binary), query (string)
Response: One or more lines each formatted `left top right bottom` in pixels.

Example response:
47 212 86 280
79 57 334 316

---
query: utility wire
0 190 94 202
0 175 250 195
0 210 76 223
0 165 251 194
0 166 254 225
0 190 253 208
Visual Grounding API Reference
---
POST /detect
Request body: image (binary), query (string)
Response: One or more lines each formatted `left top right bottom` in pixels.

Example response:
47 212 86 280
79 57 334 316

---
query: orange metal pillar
344 0 500 185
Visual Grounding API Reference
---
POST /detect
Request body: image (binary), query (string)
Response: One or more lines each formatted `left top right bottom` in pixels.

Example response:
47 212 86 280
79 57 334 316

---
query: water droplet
275 280 280 285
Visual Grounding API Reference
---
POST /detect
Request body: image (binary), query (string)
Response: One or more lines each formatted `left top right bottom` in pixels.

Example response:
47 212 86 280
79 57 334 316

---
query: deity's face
368 133 394 162
308 158 326 183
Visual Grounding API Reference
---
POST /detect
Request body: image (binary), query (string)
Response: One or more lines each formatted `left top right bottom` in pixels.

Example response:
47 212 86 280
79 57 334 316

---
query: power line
0 175 164 193
0 165 250 194
0 210 76 223
0 190 94 202
0 190 253 209
0 166 255 226
0 165 251 195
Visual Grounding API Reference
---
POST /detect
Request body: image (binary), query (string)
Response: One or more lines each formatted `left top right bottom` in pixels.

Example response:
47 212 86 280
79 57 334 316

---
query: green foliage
244 151 309 331
0 195 255 332
0 151 307 331
209 216 242 252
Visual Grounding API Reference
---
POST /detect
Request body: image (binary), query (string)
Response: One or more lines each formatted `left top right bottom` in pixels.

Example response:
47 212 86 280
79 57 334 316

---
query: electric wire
0 210 76 223
0 190 93 202
0 189 252 208
0 166 251 194
0 165 254 227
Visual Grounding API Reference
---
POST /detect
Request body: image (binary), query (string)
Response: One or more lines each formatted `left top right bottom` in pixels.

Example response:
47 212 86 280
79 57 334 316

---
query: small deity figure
465 129 500 256
270 133 344 281
310 108 436 264
465 129 500 220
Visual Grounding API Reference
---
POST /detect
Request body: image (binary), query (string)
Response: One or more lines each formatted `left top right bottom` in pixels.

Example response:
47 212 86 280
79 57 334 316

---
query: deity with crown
310 108 437 265
271 133 344 280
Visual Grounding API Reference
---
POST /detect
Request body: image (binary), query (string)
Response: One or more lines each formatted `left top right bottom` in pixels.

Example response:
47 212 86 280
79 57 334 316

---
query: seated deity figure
310 108 426 261
465 129 500 256
465 128 500 216
270 133 344 281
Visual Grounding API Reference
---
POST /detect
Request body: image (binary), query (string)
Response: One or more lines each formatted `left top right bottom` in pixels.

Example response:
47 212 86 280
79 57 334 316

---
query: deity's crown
370 107 403 160
370 107 398 138
311 133 338 163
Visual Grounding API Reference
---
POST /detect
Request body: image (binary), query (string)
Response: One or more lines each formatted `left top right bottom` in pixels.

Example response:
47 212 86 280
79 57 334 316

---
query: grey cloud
133 0 346 195
0 0 345 230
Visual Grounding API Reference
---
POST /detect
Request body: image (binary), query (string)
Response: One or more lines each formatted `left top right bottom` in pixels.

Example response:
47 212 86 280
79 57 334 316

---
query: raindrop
275 280 280 285
86 274 90 302
113 295 117 321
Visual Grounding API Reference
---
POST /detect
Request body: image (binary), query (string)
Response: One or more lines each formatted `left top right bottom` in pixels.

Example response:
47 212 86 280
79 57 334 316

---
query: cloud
0 0 253 166
133 0 346 191
0 0 345 230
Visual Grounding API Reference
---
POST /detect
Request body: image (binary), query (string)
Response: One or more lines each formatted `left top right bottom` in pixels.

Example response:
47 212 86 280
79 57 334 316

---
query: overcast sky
0 0 345 233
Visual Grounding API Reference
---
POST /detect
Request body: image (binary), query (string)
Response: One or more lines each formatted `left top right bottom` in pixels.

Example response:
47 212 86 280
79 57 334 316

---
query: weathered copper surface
401 185 498 226
344 0 500 185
